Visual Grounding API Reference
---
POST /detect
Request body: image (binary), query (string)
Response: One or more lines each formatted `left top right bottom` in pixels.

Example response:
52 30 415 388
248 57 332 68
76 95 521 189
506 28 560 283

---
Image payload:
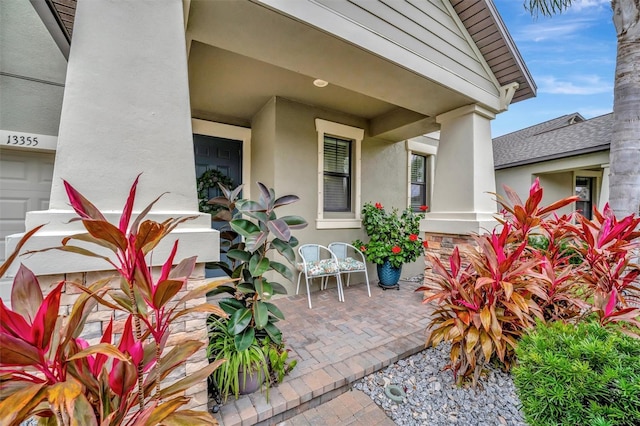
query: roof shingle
493 113 612 169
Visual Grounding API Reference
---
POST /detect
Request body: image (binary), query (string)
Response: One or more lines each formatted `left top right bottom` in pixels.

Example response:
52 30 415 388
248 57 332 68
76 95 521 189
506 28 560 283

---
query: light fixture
313 79 329 88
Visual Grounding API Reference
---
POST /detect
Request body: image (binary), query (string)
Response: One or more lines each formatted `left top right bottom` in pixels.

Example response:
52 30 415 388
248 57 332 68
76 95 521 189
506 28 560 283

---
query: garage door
0 149 54 262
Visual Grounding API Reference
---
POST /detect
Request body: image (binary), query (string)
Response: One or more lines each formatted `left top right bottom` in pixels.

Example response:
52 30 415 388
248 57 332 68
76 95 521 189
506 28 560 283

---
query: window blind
324 136 351 211
410 154 428 211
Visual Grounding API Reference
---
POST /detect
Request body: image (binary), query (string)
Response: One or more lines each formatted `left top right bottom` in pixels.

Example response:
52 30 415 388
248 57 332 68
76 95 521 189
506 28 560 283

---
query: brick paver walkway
279 389 395 425
214 276 433 425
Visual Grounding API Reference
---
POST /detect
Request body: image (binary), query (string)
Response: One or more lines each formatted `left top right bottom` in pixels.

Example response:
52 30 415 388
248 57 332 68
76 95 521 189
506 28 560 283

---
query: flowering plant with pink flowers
353 202 428 268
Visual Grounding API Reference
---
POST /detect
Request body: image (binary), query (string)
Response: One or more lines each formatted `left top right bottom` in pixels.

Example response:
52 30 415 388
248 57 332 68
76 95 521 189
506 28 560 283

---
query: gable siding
313 0 498 95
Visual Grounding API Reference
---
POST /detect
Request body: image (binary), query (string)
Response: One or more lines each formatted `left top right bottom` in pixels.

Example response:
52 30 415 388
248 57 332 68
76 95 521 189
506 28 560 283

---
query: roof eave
483 0 537 99
495 145 610 170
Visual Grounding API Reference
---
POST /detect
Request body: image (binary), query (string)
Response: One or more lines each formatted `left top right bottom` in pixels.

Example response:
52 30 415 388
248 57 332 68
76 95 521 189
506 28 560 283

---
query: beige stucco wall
495 150 610 215
251 97 277 188
250 97 425 295
538 172 574 216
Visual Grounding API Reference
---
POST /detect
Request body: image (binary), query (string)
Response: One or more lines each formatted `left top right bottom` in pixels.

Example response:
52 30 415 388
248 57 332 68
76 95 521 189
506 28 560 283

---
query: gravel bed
354 342 527 426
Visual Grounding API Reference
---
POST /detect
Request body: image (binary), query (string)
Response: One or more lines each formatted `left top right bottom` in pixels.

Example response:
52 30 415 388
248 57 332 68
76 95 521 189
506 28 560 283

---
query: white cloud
516 19 594 42
570 0 611 12
537 74 613 95
513 0 611 42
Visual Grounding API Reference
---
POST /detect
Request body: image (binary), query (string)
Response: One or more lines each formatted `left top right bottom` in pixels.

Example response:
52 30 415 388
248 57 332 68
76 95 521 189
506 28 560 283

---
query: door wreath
197 169 234 216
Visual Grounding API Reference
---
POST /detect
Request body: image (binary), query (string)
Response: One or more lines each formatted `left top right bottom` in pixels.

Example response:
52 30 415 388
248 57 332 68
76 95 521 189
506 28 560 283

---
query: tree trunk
609 0 640 217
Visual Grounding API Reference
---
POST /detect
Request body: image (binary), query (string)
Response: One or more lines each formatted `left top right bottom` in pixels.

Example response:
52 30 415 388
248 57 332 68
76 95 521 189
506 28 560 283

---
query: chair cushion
337 257 365 272
297 259 339 276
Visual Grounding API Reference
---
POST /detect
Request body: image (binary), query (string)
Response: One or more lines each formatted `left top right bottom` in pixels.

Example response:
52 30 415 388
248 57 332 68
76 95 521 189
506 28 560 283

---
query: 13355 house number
6 134 39 146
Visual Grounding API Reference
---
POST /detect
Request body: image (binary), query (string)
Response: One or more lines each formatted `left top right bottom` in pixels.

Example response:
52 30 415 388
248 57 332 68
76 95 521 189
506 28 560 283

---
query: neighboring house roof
493 112 612 169
35 0 535 104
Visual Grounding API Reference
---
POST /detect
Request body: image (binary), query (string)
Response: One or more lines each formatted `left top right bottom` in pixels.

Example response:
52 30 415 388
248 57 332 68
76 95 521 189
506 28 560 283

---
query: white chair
296 244 344 309
328 242 371 298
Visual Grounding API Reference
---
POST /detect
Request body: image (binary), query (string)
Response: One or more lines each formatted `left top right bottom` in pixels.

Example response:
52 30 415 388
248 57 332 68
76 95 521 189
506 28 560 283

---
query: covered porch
214 278 431 425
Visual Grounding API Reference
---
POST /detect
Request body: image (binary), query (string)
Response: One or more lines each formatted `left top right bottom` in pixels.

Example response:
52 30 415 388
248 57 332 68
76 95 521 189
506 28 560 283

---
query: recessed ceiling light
313 79 329 88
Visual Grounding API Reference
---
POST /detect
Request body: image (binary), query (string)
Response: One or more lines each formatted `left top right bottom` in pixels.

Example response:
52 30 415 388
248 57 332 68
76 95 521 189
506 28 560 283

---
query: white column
599 163 610 210
421 104 499 235
5 0 218 277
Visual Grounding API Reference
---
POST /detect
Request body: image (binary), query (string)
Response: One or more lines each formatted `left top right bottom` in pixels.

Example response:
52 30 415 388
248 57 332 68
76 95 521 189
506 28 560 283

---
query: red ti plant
494 178 585 322
421 177 640 385
573 203 640 328
0 177 229 425
419 178 582 384
495 177 579 241
420 224 544 385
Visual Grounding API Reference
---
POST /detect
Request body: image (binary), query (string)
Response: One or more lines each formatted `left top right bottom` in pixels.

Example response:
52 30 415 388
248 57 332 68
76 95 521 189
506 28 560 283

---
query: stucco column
599 163 610 210
5 0 218 276
421 104 499 235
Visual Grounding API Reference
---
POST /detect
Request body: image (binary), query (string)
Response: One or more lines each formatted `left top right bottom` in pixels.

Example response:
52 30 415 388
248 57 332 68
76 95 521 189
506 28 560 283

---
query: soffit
41 0 75 42
450 0 536 103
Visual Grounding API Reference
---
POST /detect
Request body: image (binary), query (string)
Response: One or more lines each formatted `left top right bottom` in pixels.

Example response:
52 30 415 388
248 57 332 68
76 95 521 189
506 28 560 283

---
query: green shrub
514 321 640 426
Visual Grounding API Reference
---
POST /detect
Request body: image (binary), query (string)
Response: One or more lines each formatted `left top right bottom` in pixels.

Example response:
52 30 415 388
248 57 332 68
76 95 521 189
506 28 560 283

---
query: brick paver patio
214 276 433 425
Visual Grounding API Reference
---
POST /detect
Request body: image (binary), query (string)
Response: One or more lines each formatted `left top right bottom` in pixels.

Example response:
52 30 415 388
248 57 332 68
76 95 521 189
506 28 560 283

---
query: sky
491 0 617 137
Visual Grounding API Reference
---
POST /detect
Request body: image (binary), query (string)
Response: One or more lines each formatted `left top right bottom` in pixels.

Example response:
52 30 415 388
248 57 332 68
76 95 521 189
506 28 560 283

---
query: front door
575 176 594 219
194 134 242 199
193 134 242 277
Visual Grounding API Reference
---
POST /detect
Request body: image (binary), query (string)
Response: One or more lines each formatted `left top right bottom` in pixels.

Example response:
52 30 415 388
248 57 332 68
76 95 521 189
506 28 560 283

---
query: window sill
316 219 362 229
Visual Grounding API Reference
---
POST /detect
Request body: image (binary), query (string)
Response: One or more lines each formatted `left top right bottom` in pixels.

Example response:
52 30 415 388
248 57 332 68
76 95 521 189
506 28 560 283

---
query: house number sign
0 130 57 151
6 134 39 146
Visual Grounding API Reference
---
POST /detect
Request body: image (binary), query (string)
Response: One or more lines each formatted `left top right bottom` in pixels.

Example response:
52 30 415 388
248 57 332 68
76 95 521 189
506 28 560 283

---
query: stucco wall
538 172 574 215
250 97 425 295
251 97 277 188
495 151 610 210
0 0 67 136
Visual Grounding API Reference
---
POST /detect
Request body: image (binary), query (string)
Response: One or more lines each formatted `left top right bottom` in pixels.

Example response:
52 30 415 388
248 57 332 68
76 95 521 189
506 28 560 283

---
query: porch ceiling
186 0 475 140
188 41 401 128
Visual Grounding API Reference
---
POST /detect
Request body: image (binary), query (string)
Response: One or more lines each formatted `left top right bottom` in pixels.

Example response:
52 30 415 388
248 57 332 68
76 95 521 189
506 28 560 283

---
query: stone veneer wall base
422 232 478 286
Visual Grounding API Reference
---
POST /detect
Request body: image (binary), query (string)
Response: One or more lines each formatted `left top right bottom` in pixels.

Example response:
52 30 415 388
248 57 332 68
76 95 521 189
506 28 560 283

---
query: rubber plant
207 182 307 351
0 176 228 425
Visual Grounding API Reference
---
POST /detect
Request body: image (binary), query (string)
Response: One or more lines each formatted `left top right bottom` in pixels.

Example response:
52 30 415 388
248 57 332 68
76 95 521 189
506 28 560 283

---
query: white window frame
191 119 252 200
406 139 437 210
315 119 363 229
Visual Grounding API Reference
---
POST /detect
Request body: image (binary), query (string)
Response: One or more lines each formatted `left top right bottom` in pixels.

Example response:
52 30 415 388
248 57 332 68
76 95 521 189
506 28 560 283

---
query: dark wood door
193 134 242 199
193 134 242 277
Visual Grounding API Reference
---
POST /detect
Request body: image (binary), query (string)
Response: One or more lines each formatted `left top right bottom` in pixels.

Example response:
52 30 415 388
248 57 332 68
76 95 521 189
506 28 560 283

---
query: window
410 153 428 211
406 139 436 212
315 119 364 229
323 136 351 212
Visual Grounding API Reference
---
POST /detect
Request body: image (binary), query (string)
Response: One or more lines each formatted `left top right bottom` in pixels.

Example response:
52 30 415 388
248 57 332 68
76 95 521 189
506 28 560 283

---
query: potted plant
207 317 269 400
353 202 428 287
206 182 306 397
260 337 297 385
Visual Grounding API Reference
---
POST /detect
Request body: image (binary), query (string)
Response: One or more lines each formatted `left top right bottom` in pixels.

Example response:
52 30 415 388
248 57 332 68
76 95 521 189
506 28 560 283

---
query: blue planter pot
377 260 402 287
